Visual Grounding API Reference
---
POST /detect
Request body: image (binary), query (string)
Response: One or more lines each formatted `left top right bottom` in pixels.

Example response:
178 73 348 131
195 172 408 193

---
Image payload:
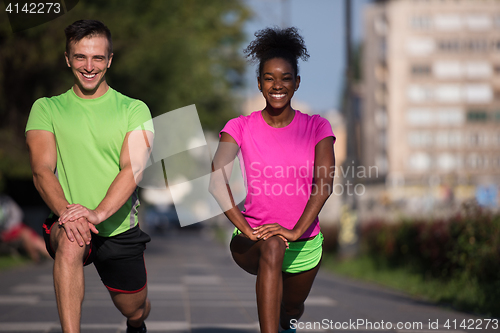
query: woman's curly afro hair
244 26 309 77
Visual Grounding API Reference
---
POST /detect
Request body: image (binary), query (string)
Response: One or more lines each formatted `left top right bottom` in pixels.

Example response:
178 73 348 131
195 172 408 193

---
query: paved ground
0 227 496 333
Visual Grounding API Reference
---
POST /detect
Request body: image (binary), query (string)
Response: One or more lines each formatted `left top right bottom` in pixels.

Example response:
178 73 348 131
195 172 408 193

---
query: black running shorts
43 216 151 293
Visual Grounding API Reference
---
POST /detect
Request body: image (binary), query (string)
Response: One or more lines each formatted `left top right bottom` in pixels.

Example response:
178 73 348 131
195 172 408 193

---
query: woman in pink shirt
210 27 335 333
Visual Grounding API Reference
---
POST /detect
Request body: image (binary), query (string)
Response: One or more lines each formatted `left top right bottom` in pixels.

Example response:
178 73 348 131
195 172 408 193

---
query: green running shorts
232 228 323 274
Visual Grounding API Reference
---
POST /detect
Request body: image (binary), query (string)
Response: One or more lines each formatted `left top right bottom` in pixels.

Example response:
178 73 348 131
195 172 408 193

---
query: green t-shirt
26 87 154 237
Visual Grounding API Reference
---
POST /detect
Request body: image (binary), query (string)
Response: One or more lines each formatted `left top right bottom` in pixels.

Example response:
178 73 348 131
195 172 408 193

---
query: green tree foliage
0 0 251 183
359 203 500 315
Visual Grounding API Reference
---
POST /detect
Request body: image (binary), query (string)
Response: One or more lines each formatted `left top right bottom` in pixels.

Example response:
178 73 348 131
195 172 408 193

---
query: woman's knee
259 236 286 267
282 301 304 316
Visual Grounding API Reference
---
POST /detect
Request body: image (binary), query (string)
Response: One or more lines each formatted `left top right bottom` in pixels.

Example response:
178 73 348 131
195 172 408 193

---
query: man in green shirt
26 20 153 333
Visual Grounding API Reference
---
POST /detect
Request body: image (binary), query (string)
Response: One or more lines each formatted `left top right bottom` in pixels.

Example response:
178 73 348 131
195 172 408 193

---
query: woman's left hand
252 223 299 243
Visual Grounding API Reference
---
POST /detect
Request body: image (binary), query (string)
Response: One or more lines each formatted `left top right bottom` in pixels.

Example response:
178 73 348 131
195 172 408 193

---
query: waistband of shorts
232 227 322 245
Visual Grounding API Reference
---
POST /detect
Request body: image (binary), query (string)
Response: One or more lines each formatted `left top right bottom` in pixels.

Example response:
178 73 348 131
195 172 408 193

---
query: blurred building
361 0 500 208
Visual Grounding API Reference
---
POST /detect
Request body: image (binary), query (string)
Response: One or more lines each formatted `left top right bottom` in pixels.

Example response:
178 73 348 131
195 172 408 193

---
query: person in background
0 195 50 262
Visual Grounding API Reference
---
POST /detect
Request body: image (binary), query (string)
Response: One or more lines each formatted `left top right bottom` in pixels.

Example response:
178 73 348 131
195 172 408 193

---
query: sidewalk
0 227 494 332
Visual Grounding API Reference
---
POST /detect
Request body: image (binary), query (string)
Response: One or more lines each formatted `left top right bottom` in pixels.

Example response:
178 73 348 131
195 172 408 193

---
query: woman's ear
295 75 301 91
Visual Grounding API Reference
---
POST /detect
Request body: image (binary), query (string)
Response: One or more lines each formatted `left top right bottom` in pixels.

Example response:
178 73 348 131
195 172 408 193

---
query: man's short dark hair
64 20 113 56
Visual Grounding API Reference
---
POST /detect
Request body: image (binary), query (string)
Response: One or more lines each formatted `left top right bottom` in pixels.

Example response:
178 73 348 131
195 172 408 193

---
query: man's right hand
60 217 98 247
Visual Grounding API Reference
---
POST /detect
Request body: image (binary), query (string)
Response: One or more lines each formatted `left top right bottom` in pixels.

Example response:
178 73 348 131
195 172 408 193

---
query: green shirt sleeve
128 100 154 133
25 98 53 134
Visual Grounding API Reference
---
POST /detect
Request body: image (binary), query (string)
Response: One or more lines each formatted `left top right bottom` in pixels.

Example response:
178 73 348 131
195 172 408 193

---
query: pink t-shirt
221 110 335 239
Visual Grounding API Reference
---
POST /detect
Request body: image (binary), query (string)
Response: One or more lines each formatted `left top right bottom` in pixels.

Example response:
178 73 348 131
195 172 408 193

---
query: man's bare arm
27 130 68 216
26 130 98 246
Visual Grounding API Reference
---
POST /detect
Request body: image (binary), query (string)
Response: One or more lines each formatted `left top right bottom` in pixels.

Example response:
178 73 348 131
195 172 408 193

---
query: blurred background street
0 226 496 333
0 0 499 331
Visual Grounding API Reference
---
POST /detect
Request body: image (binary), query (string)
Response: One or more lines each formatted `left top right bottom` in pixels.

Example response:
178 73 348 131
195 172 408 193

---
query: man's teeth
82 73 96 78
271 94 286 98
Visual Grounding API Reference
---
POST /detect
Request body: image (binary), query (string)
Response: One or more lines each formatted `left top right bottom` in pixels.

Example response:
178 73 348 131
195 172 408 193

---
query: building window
433 61 491 79
375 16 388 35
466 154 486 169
378 38 387 60
379 132 387 148
493 156 500 168
436 84 461 103
409 152 432 171
465 84 493 103
437 108 464 126
434 61 461 78
468 133 487 147
375 108 387 129
465 62 491 78
495 16 500 28
407 108 433 125
411 15 432 30
495 133 500 146
435 132 449 147
467 40 488 52
434 131 463 148
434 14 462 31
448 131 462 146
407 38 435 56
374 65 387 81
437 153 457 171
465 15 492 31
411 64 431 76
467 110 488 122
408 131 433 147
438 40 460 52
375 155 388 174
408 85 433 103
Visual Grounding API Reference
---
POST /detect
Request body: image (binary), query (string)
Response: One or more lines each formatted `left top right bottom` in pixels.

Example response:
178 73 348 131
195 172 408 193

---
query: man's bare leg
50 218 90 333
110 288 150 329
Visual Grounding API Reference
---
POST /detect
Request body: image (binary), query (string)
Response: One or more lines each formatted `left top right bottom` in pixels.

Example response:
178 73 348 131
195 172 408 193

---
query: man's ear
65 52 71 67
107 53 114 68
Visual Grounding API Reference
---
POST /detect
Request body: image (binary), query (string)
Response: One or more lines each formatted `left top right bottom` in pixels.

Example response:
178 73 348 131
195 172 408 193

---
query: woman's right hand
241 229 260 242
244 229 289 248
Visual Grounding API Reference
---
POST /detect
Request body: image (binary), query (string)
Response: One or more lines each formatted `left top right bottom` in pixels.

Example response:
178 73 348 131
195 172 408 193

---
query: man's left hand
59 204 102 227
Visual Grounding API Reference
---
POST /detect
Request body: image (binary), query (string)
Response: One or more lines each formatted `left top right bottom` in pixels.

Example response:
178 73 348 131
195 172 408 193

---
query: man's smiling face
65 35 113 98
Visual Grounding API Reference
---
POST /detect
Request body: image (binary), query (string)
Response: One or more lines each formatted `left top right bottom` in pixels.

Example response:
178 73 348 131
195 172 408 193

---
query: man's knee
126 299 149 321
51 228 88 262
259 236 286 267
122 298 149 322
112 290 150 321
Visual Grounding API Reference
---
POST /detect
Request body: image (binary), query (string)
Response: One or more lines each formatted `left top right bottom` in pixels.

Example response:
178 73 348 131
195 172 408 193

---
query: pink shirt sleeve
220 116 243 147
314 115 336 145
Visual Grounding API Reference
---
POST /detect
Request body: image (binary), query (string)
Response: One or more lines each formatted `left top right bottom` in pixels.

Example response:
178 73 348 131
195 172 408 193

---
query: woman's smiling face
258 57 300 112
